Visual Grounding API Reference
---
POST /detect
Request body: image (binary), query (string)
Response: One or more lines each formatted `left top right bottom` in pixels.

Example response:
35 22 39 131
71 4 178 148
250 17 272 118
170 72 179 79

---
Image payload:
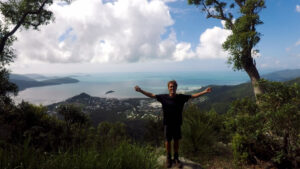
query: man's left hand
205 87 212 93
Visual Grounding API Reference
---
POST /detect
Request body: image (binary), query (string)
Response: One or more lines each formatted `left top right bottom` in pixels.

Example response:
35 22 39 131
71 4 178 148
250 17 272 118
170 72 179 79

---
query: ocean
13 71 249 105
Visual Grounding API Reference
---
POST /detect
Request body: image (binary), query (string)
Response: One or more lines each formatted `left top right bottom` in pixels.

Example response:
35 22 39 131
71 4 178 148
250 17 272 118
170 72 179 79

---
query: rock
157 155 203 169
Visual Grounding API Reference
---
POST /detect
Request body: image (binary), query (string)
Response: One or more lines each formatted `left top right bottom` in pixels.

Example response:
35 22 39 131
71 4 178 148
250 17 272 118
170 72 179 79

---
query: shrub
181 104 224 160
96 121 128 149
227 80 300 167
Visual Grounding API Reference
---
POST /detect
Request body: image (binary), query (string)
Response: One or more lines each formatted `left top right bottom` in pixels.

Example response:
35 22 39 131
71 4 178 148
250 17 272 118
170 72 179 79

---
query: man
134 80 211 168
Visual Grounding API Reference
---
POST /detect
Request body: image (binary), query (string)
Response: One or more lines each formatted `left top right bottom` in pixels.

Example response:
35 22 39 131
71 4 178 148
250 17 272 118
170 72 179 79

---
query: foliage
97 141 158 169
0 141 158 169
0 0 57 66
0 101 159 169
0 101 96 152
143 118 164 146
96 121 128 149
58 104 90 128
188 0 265 71
0 68 18 104
258 80 300 167
0 0 71 107
181 104 225 161
188 0 266 98
226 80 300 167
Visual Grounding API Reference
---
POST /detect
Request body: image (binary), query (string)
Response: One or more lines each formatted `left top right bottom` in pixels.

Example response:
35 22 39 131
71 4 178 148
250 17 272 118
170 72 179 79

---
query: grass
0 141 159 169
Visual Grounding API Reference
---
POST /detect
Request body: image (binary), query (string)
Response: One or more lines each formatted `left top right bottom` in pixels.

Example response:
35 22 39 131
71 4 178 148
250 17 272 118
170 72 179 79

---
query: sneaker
174 158 183 168
166 157 172 168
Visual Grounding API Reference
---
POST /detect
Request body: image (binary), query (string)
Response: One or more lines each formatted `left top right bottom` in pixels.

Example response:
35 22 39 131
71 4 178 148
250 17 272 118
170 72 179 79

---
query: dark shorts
164 125 181 142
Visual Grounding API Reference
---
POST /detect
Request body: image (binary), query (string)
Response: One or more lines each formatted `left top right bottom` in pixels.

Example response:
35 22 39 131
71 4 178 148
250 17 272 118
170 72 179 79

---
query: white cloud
14 0 174 63
296 5 300 12
13 0 231 64
195 26 231 59
173 42 195 61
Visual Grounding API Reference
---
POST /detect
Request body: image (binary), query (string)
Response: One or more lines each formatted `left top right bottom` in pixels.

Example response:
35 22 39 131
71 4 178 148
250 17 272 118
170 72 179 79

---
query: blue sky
9 0 300 74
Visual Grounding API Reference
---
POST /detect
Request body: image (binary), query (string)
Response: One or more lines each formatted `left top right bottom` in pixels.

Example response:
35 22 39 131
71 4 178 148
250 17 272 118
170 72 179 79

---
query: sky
7 0 300 74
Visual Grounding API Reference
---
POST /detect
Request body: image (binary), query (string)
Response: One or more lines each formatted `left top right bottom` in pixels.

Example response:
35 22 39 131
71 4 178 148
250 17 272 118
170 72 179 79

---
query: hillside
191 76 300 114
47 92 160 125
286 77 300 85
9 74 79 91
10 74 36 81
262 69 300 81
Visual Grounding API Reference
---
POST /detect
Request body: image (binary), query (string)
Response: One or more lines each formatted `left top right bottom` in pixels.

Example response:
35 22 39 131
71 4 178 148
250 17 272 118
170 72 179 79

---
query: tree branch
202 0 234 29
234 0 243 8
0 0 50 54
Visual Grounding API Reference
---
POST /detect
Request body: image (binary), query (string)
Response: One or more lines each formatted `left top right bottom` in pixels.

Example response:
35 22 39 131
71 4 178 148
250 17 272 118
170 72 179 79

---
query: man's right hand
134 86 141 92
134 86 156 98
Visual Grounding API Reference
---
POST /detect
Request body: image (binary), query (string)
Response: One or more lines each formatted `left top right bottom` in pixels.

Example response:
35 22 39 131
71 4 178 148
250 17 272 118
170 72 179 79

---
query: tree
0 68 17 104
0 0 71 101
188 0 265 99
57 104 90 128
0 0 58 66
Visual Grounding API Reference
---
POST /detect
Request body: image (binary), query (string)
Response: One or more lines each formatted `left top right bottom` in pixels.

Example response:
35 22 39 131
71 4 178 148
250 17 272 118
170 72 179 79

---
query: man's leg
173 125 183 168
164 125 172 168
174 139 179 159
165 140 171 158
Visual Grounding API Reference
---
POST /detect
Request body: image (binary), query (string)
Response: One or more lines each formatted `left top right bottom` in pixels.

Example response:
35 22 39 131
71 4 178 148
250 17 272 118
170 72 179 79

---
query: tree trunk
244 56 264 101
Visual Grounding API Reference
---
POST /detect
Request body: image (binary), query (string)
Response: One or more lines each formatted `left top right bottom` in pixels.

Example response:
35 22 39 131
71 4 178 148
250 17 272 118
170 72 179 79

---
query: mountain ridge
9 74 79 91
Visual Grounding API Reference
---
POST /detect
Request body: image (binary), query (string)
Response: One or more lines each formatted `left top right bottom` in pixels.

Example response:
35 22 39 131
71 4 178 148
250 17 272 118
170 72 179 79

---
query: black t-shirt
156 94 191 125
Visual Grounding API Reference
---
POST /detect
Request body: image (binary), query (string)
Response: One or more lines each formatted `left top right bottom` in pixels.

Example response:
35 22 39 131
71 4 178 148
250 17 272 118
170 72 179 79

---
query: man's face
168 83 177 95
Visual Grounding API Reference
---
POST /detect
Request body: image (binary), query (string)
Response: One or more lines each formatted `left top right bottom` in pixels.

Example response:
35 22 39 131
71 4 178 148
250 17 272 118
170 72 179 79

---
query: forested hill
286 77 300 85
189 76 300 114
262 69 300 81
9 74 79 91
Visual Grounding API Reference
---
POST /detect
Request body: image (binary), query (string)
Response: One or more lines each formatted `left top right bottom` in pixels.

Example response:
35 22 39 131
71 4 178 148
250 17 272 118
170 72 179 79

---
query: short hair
167 80 177 88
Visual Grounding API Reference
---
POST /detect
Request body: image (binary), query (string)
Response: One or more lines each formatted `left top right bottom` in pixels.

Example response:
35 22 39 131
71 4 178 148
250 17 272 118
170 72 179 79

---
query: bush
143 118 164 146
0 102 69 151
57 104 90 128
227 80 300 168
96 121 128 149
181 104 224 160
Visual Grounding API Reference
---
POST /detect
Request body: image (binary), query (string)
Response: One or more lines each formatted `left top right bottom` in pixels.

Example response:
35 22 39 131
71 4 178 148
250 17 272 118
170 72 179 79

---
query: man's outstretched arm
134 86 156 98
191 87 212 99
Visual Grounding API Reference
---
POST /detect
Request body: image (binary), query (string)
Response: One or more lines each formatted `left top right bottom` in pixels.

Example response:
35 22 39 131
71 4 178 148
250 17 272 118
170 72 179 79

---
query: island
9 74 80 91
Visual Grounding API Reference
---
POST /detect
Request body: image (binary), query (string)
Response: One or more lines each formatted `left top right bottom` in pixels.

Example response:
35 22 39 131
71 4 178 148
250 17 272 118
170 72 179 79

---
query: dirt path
157 155 203 169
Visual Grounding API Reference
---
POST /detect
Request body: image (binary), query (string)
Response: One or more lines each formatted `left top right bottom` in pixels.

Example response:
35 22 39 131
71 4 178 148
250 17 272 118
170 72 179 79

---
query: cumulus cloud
14 0 173 63
195 26 231 59
296 5 300 12
13 0 230 64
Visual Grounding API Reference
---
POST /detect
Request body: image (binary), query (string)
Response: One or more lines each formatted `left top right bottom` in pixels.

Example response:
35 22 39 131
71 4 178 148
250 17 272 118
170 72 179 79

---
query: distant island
10 74 80 91
105 90 115 94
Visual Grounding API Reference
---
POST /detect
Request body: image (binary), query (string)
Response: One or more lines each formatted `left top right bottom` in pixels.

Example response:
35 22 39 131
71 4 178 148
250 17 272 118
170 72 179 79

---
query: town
47 92 163 120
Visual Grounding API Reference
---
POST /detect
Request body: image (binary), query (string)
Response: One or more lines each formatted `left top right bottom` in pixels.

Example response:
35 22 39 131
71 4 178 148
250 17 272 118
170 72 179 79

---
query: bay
13 71 249 105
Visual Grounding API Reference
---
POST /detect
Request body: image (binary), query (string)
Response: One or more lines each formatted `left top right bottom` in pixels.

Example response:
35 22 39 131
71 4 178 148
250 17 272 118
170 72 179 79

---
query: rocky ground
157 155 203 169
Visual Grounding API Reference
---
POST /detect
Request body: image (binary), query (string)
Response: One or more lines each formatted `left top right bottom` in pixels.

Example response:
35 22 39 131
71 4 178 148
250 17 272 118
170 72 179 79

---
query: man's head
168 80 177 96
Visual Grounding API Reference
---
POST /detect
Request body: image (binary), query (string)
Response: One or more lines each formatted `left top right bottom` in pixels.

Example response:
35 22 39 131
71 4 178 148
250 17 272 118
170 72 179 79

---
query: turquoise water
14 71 249 105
